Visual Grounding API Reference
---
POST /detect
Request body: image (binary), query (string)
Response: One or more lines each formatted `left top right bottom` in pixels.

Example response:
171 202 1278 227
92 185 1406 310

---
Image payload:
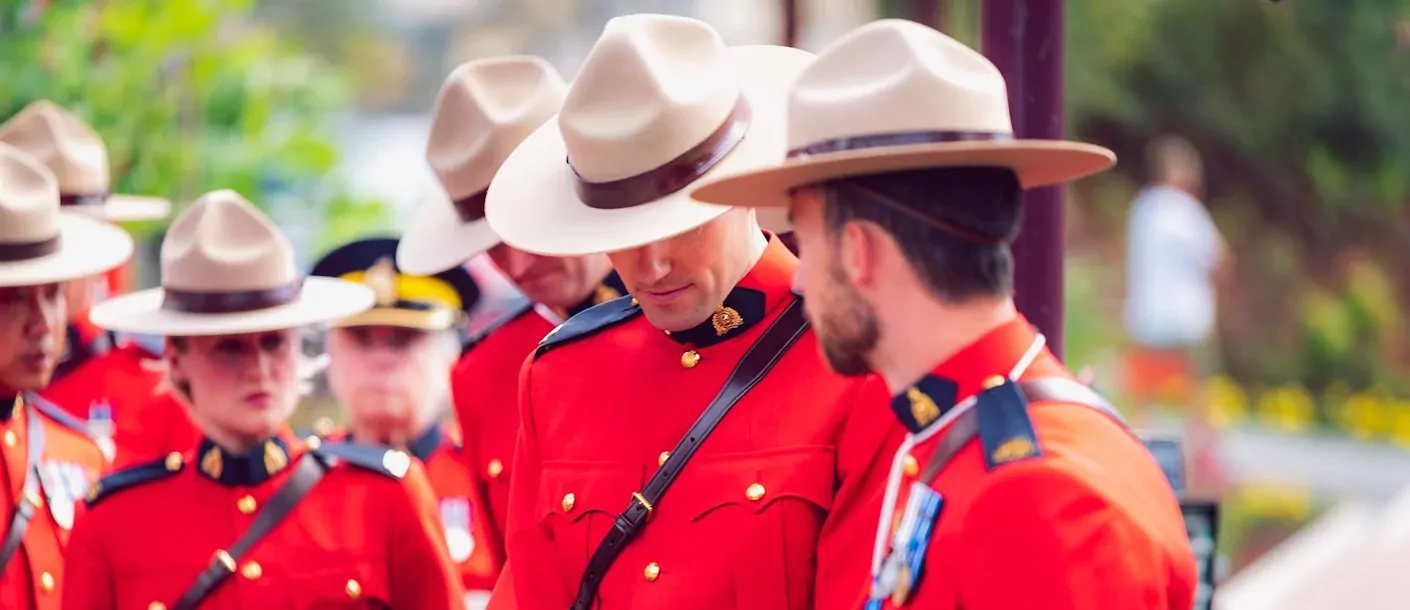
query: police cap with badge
309 237 480 331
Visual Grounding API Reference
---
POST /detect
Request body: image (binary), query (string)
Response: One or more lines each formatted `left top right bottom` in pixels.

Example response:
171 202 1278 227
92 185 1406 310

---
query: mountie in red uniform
331 423 502 595
62 429 466 609
0 394 108 610
861 318 1198 610
449 273 625 562
490 236 901 610
41 330 200 469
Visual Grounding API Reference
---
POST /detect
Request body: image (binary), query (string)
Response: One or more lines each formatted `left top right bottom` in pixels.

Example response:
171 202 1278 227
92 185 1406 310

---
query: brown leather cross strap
160 281 302 314
570 296 809 610
173 453 328 610
570 98 752 211
452 191 488 223
0 236 61 262
788 130 1013 158
59 192 109 207
0 402 45 573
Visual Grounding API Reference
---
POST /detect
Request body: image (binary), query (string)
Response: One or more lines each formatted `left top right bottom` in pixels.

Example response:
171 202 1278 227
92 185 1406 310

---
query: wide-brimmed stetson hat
690 19 1116 208
313 237 480 330
0 100 171 222
0 144 134 288
485 14 812 256
396 56 568 276
88 190 374 336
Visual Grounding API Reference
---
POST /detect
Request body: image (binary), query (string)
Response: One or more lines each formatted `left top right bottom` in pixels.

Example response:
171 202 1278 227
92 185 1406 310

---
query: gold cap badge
711 306 744 336
364 257 399 307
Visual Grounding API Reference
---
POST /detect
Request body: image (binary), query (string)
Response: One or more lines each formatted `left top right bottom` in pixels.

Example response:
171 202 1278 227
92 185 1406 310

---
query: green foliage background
910 0 1410 400
0 0 388 252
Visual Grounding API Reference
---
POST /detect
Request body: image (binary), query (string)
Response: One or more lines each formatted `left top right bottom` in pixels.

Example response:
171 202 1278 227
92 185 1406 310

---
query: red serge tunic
490 236 903 610
860 318 1199 609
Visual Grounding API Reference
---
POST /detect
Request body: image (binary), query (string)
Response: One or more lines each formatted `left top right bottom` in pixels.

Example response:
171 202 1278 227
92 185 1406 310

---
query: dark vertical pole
782 0 800 47
981 0 1067 361
907 0 941 26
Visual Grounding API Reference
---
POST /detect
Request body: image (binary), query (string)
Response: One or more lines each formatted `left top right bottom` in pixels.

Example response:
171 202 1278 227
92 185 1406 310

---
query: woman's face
167 329 301 442
325 325 455 440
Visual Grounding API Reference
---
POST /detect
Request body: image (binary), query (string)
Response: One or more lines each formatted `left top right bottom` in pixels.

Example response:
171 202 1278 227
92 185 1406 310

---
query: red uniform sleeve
389 460 468 610
61 508 114 610
954 463 1165 610
814 377 903 610
488 354 568 609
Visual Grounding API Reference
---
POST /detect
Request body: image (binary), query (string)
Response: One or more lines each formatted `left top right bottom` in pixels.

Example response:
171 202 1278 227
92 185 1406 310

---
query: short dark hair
819 167 1023 302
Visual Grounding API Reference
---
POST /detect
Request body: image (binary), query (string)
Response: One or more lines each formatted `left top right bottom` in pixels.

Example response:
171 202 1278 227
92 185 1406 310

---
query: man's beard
815 261 879 377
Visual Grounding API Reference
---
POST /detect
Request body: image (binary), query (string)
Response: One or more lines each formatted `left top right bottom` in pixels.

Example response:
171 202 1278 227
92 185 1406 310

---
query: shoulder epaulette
462 301 535 355
974 379 1044 472
24 392 93 439
534 295 642 361
312 441 410 479
85 453 185 507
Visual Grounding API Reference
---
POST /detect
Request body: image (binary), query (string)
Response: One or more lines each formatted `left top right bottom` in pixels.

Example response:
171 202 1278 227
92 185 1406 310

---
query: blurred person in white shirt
1123 135 1232 493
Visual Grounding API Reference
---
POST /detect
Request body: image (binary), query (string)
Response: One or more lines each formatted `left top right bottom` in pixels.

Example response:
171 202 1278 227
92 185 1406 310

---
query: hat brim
485 45 814 256
105 195 172 222
88 277 375 336
397 191 502 275
0 212 134 287
689 140 1117 209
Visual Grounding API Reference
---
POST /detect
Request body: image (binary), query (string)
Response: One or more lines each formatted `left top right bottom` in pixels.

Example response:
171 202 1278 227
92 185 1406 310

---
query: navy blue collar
348 422 443 463
889 374 961 433
196 436 293 487
664 286 768 348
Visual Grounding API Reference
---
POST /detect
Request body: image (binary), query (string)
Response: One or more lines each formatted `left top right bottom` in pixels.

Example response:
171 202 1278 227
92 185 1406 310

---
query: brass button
487 458 504 479
237 495 257 515
630 297 639 307
3 430 14 448
681 350 700 368
345 579 362 599
165 452 184 472
903 455 920 477
746 483 766 501
657 451 670 467
982 375 1007 389
562 493 576 512
39 571 54 592
313 416 336 437
148 603 167 610
643 562 661 582
240 561 262 580
305 435 322 450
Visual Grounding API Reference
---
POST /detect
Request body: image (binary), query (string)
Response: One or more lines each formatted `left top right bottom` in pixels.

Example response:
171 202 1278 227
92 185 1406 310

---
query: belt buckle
630 491 654 513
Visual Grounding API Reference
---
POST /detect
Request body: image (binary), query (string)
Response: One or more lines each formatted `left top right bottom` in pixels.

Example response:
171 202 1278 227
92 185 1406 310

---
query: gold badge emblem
263 441 288 475
991 436 1037 464
711 306 744 336
906 387 940 427
364 257 399 307
593 284 622 304
200 447 223 479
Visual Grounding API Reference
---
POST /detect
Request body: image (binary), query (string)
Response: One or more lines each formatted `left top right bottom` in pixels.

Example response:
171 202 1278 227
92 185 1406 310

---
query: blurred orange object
1124 344 1197 407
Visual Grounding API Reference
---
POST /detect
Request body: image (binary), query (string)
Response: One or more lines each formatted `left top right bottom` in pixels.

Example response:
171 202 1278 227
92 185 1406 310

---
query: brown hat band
0 235 61 262
60 192 109 208
161 280 302 314
452 191 488 223
787 130 1012 158
571 98 752 210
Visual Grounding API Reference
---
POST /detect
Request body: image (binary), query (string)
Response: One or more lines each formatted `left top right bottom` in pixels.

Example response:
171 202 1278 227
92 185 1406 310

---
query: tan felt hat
396 56 568 275
89 190 373 336
484 14 812 256
0 100 171 222
0 143 134 287
689 19 1115 208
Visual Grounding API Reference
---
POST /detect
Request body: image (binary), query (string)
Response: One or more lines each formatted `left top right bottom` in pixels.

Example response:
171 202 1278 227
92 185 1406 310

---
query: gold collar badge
200 446 223 479
711 306 744 336
263 441 289 475
907 387 941 427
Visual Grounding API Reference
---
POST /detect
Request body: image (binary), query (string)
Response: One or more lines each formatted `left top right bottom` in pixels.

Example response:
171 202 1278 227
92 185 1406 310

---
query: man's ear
838 220 878 287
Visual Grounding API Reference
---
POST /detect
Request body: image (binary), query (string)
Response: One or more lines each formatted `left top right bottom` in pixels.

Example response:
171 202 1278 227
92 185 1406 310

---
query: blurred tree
0 0 389 242
911 0 1410 394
